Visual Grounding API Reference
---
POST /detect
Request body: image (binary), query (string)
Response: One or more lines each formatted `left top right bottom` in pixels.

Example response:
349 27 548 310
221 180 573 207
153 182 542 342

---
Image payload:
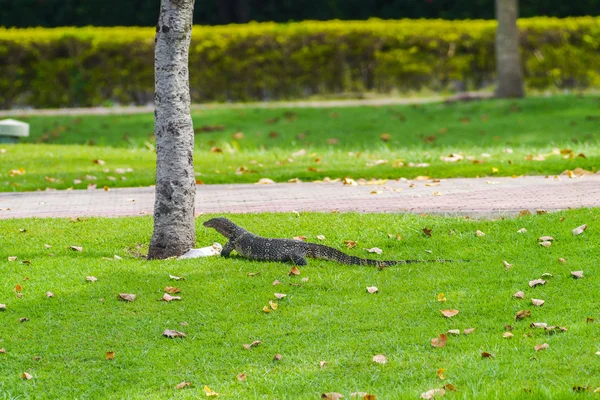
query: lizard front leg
220 241 234 257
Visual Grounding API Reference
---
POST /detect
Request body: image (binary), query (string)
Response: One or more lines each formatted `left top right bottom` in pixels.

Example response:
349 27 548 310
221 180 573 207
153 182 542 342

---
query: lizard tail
304 243 426 266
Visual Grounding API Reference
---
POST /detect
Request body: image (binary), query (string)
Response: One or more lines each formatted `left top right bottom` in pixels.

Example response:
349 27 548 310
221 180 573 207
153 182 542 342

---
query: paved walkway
0 175 598 220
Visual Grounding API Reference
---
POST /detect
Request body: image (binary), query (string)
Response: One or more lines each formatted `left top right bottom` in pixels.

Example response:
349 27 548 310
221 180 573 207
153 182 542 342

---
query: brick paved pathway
0 175 598 220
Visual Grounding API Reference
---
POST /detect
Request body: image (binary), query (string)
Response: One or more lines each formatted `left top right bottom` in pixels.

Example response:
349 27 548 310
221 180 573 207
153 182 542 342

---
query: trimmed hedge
1 18 599 108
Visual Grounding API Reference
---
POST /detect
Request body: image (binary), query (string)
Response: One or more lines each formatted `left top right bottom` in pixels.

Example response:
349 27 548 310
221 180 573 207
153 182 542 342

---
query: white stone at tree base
178 243 222 259
0 119 30 137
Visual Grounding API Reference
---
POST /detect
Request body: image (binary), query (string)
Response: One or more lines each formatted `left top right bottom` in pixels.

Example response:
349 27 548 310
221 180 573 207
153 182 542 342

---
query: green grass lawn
0 95 598 192
1 210 599 398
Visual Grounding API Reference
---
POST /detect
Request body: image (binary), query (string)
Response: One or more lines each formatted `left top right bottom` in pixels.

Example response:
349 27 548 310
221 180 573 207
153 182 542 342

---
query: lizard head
203 217 242 237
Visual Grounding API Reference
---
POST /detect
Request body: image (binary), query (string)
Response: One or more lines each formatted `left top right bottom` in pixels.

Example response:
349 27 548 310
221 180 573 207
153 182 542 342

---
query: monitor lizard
203 217 456 267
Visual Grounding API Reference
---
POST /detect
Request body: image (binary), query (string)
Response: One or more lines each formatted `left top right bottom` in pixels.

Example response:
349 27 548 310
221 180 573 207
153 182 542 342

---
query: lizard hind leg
289 253 308 266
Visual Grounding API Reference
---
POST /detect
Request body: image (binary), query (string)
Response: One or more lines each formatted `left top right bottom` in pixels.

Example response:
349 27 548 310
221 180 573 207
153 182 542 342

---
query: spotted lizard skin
203 217 442 267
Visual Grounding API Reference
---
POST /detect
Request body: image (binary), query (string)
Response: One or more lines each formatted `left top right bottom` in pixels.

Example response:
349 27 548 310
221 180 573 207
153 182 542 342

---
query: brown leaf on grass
529 279 546 287
481 352 494 358
351 393 376 400
372 354 387 364
272 280 283 285
262 306 272 313
534 343 549 351
513 291 525 299
380 133 392 142
558 257 567 264
169 274 185 280
531 299 545 306
19 317 29 323
420 388 445 399
175 381 192 389
517 227 527 233
268 301 278 311
366 247 383 255
431 334 448 348
243 340 261 350
273 353 283 361
446 329 460 335
161 293 181 302
539 241 552 248
572 224 587 236
571 271 584 279
8 256 17 262
236 373 247 382
321 393 344 400
463 328 475 335
293 236 307 241
0 348 5 353
163 329 186 338
327 138 340 145
440 309 459 318
437 293 447 302
118 293 136 302
0 304 6 311
164 286 180 294
203 385 219 397
210 146 223 153
366 286 379 294
436 368 446 380
105 351 115 360
288 266 300 276
86 276 98 282
515 310 532 320
232 131 244 140
46 292 54 298
319 361 328 368
503 332 514 338
21 260 31 265
256 178 275 184
317 235 326 240
14 284 22 292
538 236 554 242
21 372 33 380
587 317 595 324
274 293 287 299
502 260 512 269
70 246 83 252
344 240 357 248
530 322 547 329
475 230 485 237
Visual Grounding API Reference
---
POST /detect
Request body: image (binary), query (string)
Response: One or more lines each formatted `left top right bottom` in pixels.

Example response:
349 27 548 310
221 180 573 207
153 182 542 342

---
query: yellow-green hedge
1 18 599 108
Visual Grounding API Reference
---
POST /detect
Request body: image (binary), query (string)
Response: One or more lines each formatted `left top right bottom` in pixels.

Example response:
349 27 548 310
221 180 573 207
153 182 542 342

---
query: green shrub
0 18 599 108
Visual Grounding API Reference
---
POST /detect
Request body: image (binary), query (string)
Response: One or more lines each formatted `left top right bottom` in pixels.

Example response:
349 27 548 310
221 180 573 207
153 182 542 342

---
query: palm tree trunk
495 0 524 98
148 0 196 259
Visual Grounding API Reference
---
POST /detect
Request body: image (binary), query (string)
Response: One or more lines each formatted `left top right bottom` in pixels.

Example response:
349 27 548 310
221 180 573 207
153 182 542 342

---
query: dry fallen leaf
436 368 446 380
440 309 459 318
534 343 549 351
366 286 379 294
372 354 387 364
274 293 287 299
163 329 186 338
463 328 475 335
431 334 448 348
423 228 432 237
256 178 275 185
502 260 512 269
21 372 33 380
0 304 6 311
14 284 22 292
203 385 219 397
572 224 587 236
70 246 83 252
571 271 584 279
175 381 192 390
515 310 532 320
366 247 383 255
169 274 184 280
236 373 247 382
539 241 552 248
293 236 307 241
162 293 181 302
319 361 327 368
344 240 357 249
164 286 180 294
529 279 546 288
420 388 445 399
46 291 54 298
538 236 554 242
321 393 344 400
503 332 514 338
8 256 17 262
475 230 485 237
105 351 115 360
118 293 136 302
272 280 283 285
517 227 527 233
481 352 494 358
288 266 300 276
268 301 278 310
262 306 272 313
446 329 460 335
243 340 261 350
531 299 545 306
273 353 283 361
437 293 447 302
558 257 567 264
86 276 98 282
513 291 525 299
317 235 325 240
530 322 547 329
19 317 29 323
0 347 5 353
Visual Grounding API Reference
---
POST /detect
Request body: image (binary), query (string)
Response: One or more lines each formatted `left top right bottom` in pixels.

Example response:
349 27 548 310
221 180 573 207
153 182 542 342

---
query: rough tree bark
495 0 525 98
148 0 196 259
